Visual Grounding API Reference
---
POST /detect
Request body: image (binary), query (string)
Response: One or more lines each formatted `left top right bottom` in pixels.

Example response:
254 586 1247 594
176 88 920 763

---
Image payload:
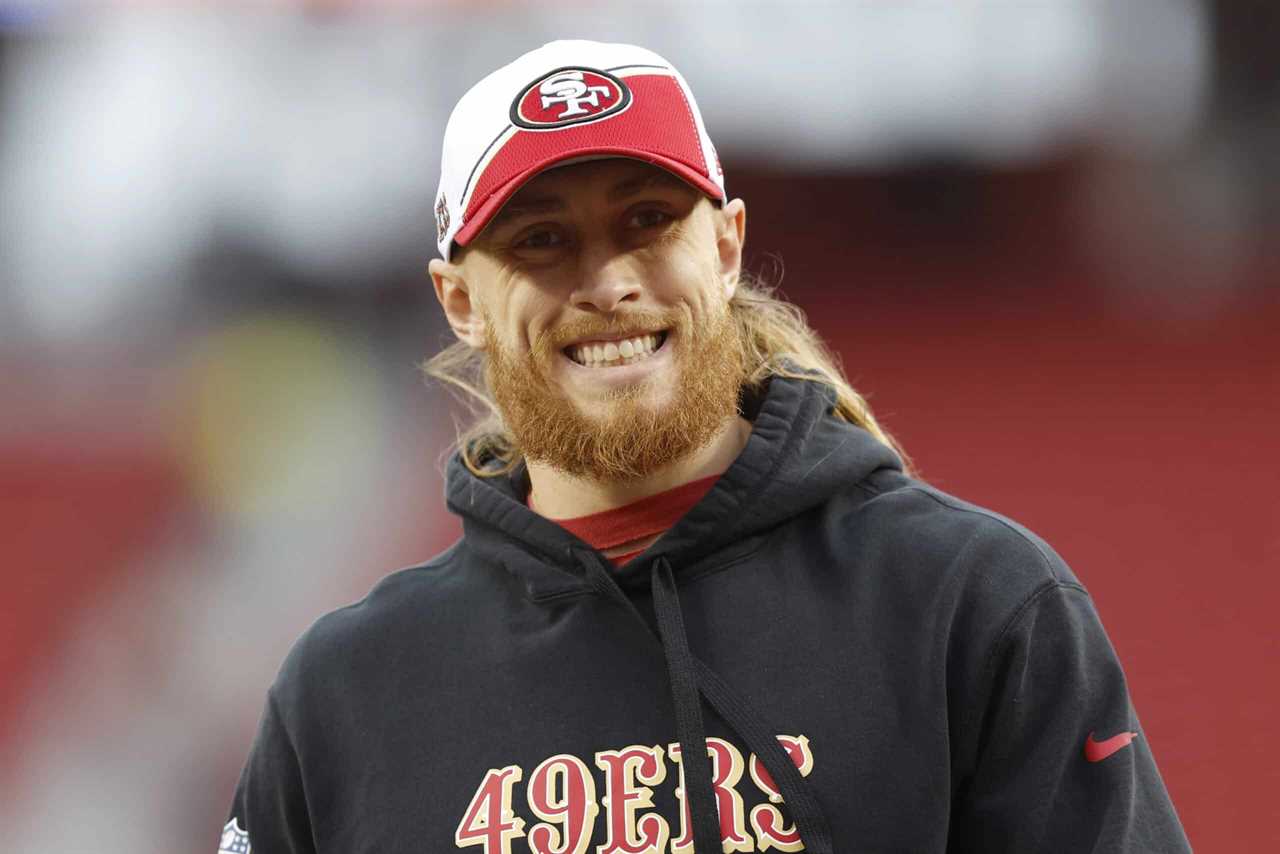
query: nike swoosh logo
1084 730 1140 762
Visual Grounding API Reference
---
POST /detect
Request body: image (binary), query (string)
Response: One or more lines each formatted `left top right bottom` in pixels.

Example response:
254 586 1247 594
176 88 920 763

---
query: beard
482 295 747 483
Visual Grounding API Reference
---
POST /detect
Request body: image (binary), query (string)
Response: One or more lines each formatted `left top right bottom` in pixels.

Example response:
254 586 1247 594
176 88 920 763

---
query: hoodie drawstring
651 557 723 853
690 658 835 853
574 548 834 853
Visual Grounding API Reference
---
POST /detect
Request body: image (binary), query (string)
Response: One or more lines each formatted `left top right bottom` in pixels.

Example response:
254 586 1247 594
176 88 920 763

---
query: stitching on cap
669 77 707 175
606 64 669 73
460 124 515 219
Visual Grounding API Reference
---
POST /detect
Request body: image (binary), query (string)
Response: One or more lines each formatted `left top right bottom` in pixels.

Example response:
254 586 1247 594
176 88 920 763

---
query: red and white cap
433 40 725 261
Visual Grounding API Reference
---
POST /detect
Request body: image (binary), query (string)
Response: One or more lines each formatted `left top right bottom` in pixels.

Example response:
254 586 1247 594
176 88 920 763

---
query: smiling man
436 156 753 521
221 40 1191 853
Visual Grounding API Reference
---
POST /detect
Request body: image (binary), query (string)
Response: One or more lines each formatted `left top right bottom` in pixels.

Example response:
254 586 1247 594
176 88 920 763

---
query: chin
569 392 656 428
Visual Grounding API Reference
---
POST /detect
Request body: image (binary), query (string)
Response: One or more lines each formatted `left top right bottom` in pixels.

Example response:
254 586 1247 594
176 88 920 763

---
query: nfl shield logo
219 818 251 854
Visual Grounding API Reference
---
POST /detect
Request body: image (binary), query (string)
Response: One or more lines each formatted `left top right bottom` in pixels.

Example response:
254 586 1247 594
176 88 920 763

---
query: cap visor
453 148 723 248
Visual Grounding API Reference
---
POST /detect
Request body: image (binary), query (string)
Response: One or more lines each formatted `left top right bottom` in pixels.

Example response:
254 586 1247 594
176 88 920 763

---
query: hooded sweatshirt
223 371 1192 853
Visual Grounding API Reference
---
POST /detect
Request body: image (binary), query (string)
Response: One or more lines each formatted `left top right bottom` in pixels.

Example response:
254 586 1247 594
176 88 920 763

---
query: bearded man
221 40 1191 854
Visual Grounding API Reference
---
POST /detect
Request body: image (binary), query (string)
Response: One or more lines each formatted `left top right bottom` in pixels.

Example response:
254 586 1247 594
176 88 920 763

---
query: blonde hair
422 272 910 477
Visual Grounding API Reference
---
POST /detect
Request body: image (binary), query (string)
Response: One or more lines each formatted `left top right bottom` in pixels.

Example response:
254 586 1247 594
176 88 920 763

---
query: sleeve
220 690 317 854
949 582 1193 853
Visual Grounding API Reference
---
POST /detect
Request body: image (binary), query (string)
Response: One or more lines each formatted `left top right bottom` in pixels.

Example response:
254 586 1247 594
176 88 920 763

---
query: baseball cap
433 39 725 261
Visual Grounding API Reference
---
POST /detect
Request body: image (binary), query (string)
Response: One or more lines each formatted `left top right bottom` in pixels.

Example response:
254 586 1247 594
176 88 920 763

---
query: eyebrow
486 170 692 231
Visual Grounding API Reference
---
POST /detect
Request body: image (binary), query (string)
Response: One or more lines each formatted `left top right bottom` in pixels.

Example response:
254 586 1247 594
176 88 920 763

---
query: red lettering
455 765 526 854
748 735 814 851
593 744 669 854
668 737 753 853
527 753 598 854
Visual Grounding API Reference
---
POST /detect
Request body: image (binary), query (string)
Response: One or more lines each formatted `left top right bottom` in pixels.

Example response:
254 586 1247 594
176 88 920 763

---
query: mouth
563 330 670 369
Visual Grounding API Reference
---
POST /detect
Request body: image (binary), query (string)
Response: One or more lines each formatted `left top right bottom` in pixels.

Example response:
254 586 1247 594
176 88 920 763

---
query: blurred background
1 1 1275 851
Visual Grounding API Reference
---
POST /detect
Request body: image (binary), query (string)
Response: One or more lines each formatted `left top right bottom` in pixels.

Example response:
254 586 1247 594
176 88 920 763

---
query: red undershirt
528 475 720 567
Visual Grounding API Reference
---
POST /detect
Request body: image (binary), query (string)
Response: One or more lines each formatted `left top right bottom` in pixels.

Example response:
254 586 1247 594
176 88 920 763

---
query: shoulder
869 473 1078 582
270 539 476 703
838 474 1107 694
832 470 1089 623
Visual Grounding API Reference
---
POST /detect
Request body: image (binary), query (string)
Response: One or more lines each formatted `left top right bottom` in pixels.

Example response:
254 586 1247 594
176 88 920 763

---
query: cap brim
452 147 724 250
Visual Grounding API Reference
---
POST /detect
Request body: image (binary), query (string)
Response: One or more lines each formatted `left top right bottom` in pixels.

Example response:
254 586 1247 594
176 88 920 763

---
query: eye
513 227 565 250
627 208 673 229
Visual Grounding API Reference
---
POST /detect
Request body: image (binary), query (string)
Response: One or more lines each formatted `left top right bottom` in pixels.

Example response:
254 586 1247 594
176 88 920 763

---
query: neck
526 416 754 520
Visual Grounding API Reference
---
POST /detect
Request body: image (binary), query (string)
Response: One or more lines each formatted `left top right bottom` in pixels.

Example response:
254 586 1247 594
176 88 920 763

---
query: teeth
568 332 663 368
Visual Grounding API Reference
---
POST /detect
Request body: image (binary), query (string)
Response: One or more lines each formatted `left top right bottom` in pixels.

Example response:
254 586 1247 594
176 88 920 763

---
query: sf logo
539 70 614 119
512 67 631 129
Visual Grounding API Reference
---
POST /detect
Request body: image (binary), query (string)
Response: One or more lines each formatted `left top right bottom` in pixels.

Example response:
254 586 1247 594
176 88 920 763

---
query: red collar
531 475 720 558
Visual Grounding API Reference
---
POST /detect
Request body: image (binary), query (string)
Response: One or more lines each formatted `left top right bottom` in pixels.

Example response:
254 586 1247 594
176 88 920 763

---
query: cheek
656 222 725 306
500 290 560 358
669 258 727 321
642 239 714 300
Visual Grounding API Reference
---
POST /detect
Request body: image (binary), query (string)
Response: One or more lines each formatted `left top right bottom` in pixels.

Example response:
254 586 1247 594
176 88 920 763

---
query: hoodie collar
444 369 902 598
445 368 889 854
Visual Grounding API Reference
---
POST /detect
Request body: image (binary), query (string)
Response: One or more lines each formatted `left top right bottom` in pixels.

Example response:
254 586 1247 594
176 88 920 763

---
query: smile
564 331 669 368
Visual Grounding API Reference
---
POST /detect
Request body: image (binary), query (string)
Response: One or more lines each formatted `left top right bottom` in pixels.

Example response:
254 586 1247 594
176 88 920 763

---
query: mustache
534 310 684 355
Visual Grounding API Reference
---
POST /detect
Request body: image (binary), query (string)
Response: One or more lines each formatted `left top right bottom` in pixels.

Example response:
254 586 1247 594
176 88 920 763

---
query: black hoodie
224 372 1192 853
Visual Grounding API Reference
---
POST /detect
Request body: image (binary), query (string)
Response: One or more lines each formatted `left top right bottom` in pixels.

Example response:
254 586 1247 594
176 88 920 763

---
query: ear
429 257 486 350
716 198 747 300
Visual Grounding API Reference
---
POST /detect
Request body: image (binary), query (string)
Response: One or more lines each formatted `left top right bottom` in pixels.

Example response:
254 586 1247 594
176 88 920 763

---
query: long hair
421 271 910 477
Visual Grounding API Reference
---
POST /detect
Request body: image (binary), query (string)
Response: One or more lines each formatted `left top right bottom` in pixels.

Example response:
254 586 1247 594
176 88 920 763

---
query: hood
445 369 902 598
442 370 901 854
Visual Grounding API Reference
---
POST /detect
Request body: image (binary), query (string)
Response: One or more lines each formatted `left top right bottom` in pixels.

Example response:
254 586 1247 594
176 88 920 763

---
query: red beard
483 298 747 483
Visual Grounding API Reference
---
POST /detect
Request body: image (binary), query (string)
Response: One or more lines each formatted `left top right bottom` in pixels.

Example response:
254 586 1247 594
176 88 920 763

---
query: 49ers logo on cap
434 193 450 242
510 67 632 130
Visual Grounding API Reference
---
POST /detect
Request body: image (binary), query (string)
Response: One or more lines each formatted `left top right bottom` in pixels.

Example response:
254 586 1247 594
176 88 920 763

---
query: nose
569 242 642 313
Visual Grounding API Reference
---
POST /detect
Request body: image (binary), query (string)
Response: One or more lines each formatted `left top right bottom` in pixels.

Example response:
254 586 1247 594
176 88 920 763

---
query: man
222 40 1192 853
